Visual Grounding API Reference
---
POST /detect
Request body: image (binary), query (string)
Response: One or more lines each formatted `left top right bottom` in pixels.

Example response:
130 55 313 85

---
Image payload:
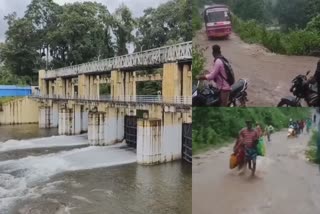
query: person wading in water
238 120 259 176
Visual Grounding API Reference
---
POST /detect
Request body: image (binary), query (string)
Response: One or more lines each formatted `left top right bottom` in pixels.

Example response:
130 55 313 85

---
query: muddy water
0 125 191 214
193 127 320 214
194 28 319 106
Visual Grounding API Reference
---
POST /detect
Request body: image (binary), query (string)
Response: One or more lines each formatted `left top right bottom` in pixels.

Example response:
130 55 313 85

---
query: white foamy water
0 143 137 213
0 135 88 152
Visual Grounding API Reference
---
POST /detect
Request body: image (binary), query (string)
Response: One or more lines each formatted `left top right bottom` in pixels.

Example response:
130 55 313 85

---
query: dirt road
194 28 319 106
193 129 320 214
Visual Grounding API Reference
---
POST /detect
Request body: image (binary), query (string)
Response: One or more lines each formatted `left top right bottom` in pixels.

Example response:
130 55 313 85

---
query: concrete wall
0 97 39 125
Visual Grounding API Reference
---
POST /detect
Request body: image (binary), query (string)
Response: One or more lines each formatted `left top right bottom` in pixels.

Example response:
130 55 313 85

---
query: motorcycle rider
196 45 231 107
307 60 320 106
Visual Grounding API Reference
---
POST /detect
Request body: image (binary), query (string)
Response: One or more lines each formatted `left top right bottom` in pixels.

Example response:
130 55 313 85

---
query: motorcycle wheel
192 96 206 107
277 100 299 107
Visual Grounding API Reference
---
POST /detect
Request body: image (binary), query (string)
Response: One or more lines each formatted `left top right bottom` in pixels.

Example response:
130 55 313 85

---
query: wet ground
0 124 191 214
194 28 319 106
193 128 320 214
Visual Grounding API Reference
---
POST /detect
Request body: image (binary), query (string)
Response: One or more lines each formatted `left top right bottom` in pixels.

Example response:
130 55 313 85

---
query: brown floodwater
0 124 191 214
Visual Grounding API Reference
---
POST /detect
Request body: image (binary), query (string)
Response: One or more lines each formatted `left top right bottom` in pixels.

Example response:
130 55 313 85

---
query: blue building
0 85 32 97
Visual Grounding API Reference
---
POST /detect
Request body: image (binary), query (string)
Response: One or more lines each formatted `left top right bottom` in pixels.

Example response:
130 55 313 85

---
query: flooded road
193 129 320 214
194 28 319 106
0 125 191 214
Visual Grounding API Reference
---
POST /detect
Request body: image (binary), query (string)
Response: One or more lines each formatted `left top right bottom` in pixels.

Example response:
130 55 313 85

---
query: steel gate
125 116 138 148
182 123 192 163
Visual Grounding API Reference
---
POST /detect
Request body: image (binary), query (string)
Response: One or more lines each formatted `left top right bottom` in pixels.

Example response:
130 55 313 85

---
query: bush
192 45 206 81
232 15 320 56
306 131 319 164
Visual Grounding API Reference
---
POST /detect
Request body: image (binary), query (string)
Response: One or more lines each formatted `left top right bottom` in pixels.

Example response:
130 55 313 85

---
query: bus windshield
206 10 230 23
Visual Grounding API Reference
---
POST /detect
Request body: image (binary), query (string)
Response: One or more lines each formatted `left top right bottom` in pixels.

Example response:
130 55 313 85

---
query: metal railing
30 94 192 106
45 41 192 79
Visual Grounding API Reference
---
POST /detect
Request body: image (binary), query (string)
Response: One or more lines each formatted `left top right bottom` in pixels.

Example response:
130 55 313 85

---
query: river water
0 124 191 214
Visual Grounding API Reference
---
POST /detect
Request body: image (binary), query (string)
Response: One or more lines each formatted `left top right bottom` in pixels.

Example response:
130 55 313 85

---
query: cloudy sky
0 0 169 42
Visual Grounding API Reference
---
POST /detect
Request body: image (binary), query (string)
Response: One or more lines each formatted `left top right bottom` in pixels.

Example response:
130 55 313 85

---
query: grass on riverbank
306 131 319 164
0 97 17 105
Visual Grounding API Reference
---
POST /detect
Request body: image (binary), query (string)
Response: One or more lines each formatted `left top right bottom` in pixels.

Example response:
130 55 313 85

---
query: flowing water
0 124 191 214
193 121 320 214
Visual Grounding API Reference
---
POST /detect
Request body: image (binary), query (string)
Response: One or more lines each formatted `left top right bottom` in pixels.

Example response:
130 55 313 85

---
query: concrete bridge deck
30 95 192 109
44 41 192 79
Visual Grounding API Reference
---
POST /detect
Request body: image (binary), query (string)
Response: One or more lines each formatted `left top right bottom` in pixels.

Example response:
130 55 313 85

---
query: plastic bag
257 138 266 156
229 153 238 169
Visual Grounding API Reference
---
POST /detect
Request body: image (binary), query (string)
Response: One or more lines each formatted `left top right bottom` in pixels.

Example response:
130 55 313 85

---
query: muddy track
192 128 320 214
194 28 319 106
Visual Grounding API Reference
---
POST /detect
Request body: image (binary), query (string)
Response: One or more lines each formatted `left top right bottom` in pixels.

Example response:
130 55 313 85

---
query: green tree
135 0 191 51
274 0 309 30
112 4 135 55
48 2 113 67
0 15 39 76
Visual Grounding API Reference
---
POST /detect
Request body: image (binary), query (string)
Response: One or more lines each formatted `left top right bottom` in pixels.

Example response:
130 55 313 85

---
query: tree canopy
0 0 190 85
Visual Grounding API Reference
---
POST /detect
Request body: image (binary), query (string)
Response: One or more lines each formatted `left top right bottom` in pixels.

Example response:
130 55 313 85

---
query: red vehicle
203 4 232 39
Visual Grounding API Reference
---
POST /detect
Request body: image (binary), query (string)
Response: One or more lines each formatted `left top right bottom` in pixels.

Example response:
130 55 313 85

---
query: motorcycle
287 126 296 138
192 79 249 107
278 71 319 107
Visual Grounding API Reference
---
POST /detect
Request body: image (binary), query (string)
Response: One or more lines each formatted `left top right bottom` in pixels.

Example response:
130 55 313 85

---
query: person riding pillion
196 45 235 107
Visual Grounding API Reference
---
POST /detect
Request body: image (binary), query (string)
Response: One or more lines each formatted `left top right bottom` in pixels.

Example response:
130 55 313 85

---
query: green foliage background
193 108 312 153
0 0 191 86
306 131 320 164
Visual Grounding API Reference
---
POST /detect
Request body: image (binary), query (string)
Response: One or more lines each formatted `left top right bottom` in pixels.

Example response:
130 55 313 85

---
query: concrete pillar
58 108 68 135
111 70 125 100
39 104 59 128
104 107 124 145
88 112 105 145
137 119 162 164
161 112 183 162
124 72 136 101
182 64 192 97
136 111 183 165
88 108 125 145
56 78 66 98
162 63 182 103
58 104 82 135
38 70 47 96
81 105 88 132
78 74 88 99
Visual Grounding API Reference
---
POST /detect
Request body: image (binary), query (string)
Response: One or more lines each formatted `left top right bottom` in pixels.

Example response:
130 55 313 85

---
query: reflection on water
0 124 58 142
0 125 191 214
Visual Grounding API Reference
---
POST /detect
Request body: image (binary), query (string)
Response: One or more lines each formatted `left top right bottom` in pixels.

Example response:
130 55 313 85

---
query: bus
203 4 232 39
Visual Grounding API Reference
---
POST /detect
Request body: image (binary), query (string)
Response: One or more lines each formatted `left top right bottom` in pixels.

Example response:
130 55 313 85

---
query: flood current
0 124 191 214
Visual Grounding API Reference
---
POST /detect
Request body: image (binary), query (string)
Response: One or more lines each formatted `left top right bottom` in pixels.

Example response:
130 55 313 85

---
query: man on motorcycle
307 60 320 106
238 120 259 176
196 45 231 107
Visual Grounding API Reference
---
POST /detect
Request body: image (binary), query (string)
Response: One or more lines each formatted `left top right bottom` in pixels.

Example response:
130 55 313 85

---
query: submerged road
194 28 319 106
193 129 320 214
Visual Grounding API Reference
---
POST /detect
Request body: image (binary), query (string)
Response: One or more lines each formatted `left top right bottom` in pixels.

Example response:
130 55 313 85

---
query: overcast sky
0 0 169 42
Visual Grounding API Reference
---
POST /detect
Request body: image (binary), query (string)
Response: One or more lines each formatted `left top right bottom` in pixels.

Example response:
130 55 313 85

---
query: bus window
206 10 230 23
